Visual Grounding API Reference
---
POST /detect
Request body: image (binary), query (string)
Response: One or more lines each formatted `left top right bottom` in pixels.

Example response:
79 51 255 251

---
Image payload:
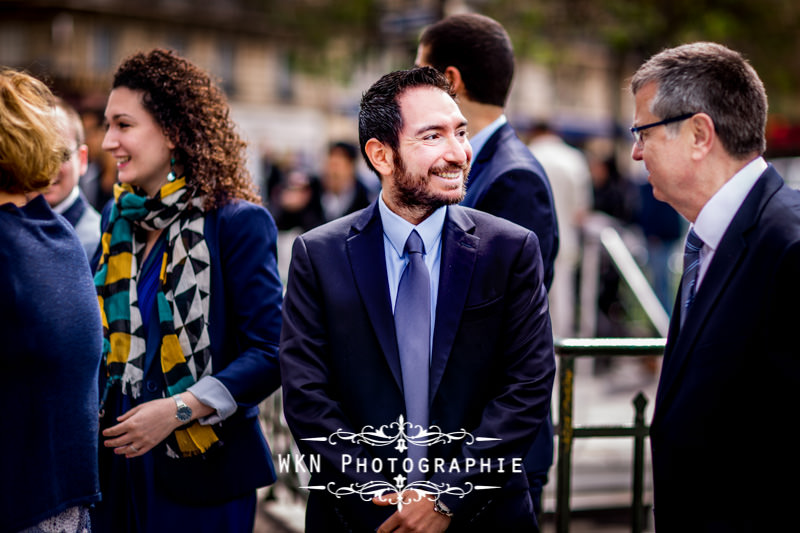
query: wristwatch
173 395 192 423
433 498 453 518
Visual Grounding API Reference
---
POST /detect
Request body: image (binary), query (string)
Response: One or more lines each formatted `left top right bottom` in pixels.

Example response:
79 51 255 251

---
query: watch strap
173 394 192 422
433 498 453 518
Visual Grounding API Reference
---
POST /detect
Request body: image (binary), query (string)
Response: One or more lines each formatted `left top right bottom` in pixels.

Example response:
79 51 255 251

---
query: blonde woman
1 69 102 532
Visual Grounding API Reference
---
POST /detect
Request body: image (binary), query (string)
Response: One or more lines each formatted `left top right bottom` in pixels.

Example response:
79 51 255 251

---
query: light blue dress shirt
378 193 446 357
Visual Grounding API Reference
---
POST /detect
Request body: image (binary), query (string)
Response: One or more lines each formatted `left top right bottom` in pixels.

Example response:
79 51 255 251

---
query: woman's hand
102 392 214 458
102 397 182 458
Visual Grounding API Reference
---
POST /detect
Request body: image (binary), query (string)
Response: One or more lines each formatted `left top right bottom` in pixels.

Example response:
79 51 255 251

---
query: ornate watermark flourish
328 480 473 511
300 415 503 509
302 414 496 454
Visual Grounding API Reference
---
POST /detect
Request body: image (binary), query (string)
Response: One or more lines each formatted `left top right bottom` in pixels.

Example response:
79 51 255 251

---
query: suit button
145 380 159 393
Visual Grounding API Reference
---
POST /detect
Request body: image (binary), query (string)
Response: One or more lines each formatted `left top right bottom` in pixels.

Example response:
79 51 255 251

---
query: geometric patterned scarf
94 178 219 457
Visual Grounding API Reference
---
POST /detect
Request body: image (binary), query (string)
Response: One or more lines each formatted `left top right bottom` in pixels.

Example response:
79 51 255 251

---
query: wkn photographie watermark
275 415 524 509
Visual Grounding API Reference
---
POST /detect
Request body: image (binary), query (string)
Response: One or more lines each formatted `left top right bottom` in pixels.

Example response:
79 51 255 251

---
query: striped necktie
680 228 704 328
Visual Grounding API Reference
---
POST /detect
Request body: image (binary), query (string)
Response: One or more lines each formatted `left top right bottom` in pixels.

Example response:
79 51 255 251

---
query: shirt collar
50 185 80 214
692 156 768 250
378 192 446 258
468 114 507 159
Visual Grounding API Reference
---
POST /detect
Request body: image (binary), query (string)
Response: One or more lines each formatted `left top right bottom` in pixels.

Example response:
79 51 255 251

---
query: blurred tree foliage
242 0 383 81
481 0 800 116
244 0 800 116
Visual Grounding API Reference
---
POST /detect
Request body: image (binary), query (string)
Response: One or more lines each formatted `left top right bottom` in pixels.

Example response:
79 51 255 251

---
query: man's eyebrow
413 120 468 136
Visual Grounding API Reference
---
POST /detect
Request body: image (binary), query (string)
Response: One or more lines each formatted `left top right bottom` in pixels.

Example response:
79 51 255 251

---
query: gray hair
631 42 767 157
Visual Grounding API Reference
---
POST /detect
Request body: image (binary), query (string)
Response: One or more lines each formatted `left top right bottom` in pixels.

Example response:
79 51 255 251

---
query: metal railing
579 214 671 338
554 337 665 533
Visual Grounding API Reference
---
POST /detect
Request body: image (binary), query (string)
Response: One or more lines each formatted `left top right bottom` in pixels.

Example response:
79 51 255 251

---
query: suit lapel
61 194 87 227
655 167 783 410
347 203 404 392
429 206 479 400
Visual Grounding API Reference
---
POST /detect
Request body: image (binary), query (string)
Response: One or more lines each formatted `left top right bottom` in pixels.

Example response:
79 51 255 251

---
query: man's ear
364 138 393 177
77 144 89 177
443 66 464 95
690 112 715 160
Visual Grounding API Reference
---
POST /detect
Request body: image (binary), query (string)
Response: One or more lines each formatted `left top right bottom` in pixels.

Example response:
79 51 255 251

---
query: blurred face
43 145 88 208
102 87 174 197
44 108 88 207
323 149 355 194
414 44 430 68
384 86 472 217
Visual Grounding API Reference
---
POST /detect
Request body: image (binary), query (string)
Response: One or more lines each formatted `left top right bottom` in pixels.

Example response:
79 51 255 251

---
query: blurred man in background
43 98 101 258
320 141 372 222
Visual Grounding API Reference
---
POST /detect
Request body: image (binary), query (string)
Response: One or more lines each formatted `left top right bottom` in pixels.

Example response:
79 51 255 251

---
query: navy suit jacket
461 122 558 487
280 202 555 531
462 122 558 290
651 165 800 531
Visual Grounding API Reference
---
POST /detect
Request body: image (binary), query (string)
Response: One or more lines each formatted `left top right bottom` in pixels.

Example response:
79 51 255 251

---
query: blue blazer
93 200 283 514
650 166 800 531
280 202 555 531
462 123 559 290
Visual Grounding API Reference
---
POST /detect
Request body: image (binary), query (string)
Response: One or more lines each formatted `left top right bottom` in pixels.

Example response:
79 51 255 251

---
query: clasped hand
102 397 183 458
373 489 451 532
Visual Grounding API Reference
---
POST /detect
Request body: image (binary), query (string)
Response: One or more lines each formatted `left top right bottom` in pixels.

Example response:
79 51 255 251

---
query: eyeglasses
60 146 80 163
630 113 695 148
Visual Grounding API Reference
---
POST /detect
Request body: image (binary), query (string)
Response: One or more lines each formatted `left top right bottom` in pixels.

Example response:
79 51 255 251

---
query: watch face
176 406 192 422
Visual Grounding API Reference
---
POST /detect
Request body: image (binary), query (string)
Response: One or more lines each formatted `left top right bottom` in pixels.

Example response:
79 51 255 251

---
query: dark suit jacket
461 122 558 489
60 192 101 259
650 165 800 531
280 202 555 532
462 122 559 290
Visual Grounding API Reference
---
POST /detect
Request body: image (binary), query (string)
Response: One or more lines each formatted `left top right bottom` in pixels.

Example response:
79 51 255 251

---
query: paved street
256 356 659 533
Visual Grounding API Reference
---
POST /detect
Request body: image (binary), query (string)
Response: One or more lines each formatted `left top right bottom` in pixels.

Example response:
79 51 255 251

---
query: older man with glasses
630 42 800 531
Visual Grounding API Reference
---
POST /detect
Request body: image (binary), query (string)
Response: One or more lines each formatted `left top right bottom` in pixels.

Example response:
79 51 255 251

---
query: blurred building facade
0 0 626 182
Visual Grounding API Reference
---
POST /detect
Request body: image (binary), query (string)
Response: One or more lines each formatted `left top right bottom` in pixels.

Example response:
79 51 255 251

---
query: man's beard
391 155 469 212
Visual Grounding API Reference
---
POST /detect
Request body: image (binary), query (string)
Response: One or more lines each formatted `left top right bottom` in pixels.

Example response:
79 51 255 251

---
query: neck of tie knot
686 228 704 254
405 230 425 256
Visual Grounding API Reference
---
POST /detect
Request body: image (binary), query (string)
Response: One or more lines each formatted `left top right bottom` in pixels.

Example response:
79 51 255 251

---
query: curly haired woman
1 69 102 532
90 49 283 532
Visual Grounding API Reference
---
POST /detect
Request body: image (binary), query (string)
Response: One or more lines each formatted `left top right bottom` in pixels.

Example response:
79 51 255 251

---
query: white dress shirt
690 156 768 288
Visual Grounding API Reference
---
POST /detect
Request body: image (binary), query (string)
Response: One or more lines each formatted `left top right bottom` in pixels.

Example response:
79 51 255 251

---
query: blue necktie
394 230 430 481
680 228 704 328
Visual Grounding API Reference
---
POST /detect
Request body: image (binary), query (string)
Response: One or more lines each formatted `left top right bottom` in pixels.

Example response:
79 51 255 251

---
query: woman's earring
167 157 177 182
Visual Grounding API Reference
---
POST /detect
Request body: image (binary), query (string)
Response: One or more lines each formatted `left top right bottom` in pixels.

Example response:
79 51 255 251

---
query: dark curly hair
112 49 259 209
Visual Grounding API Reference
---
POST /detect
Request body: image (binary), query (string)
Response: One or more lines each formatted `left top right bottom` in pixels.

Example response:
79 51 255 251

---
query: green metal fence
554 338 666 533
